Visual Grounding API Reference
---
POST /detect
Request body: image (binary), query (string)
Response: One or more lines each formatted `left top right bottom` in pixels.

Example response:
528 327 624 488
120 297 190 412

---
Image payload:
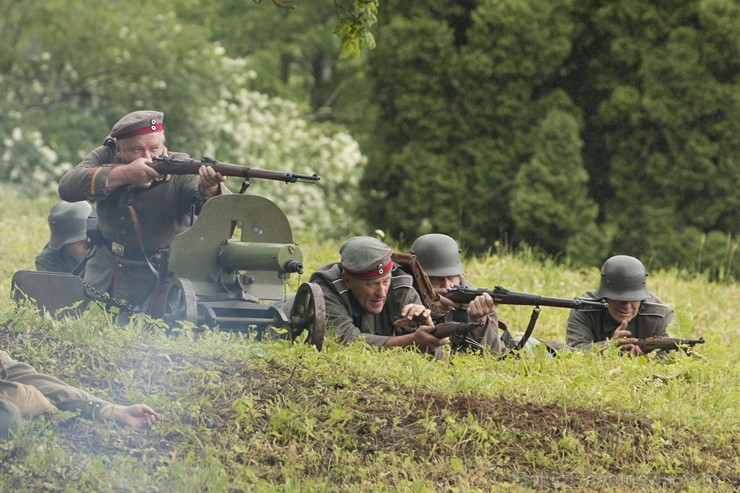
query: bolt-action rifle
393 319 487 354
636 337 705 354
152 155 320 193
444 286 608 352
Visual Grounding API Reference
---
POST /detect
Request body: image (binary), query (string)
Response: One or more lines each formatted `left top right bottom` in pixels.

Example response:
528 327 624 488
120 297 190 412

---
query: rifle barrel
151 156 320 183
445 286 608 310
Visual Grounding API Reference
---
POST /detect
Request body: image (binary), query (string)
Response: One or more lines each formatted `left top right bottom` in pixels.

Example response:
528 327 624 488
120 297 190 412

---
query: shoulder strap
391 252 439 309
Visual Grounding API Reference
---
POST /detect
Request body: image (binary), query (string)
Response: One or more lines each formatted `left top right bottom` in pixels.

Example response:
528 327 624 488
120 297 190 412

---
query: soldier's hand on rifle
399 303 433 327
609 320 644 355
106 157 162 189
467 292 496 323
387 307 447 353
430 296 458 319
411 325 450 354
198 165 225 197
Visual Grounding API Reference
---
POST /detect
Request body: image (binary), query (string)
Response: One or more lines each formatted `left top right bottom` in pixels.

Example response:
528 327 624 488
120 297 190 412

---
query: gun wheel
290 282 326 350
163 277 198 325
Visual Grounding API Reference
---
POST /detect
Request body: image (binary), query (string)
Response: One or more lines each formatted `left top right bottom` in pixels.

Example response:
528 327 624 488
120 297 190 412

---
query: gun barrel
151 156 321 183
445 287 608 310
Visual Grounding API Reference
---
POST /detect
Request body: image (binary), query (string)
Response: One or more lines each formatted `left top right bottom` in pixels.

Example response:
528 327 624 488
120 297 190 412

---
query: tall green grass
0 192 737 492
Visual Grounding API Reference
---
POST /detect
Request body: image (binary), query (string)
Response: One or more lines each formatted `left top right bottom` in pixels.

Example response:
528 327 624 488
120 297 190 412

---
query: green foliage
2 0 738 280
196 57 366 238
335 1 379 59
510 110 607 265
0 1 366 238
359 0 739 278
0 0 223 194
361 13 461 241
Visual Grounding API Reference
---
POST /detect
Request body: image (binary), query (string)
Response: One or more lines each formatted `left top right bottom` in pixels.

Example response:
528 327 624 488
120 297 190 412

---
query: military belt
101 237 153 262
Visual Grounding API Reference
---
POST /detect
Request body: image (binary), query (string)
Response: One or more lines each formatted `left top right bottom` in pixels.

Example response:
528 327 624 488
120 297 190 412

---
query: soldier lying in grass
0 350 158 438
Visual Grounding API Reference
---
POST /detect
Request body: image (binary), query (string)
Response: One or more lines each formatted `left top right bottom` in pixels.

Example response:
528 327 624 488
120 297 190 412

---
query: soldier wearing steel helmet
309 236 448 355
35 200 94 274
58 110 226 308
566 255 675 355
410 233 504 352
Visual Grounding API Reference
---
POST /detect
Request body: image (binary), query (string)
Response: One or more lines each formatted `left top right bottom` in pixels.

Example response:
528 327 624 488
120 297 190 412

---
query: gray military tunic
566 290 674 350
35 244 81 273
310 262 422 347
58 145 212 307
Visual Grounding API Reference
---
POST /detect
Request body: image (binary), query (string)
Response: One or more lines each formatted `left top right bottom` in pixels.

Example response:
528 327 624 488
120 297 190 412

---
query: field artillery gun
11 160 326 349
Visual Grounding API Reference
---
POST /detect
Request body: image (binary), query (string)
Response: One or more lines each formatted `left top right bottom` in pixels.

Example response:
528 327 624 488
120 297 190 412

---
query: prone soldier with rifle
403 234 504 354
565 255 702 356
310 236 449 356
400 234 608 355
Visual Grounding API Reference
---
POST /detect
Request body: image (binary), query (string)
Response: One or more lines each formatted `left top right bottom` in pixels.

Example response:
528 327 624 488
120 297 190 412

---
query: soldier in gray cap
566 255 675 354
58 110 226 308
309 236 448 354
35 200 94 273
0 350 159 438
411 233 503 352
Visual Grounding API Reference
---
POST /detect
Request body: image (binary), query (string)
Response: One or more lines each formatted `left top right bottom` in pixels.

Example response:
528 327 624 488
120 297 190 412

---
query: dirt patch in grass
2 330 737 490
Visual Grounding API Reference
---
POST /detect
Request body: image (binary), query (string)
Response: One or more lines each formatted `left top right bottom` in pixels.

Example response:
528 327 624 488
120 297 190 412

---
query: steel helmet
595 255 649 301
48 201 93 250
410 234 464 277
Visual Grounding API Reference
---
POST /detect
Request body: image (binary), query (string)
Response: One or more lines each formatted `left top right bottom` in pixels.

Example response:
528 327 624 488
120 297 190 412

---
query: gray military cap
109 110 164 141
340 236 393 278
48 201 93 250
0 397 22 439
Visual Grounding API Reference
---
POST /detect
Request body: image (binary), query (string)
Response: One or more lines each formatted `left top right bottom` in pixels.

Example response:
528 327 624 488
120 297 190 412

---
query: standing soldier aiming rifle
58 110 227 309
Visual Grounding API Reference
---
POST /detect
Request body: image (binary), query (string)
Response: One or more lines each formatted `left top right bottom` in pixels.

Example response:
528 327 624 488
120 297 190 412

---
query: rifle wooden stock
636 337 705 354
431 321 485 339
445 286 608 310
392 320 485 340
391 253 439 309
151 156 320 183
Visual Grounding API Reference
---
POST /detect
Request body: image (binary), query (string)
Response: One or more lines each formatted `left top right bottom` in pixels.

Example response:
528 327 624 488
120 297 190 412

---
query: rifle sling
126 188 159 279
513 306 541 352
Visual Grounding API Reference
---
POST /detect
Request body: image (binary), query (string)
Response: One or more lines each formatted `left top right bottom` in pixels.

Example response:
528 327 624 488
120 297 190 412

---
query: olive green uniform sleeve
566 306 606 350
639 294 674 338
0 351 115 420
58 146 119 203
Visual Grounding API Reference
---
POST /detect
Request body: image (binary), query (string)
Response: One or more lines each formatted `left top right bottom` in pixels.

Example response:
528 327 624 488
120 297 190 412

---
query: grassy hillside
0 191 738 492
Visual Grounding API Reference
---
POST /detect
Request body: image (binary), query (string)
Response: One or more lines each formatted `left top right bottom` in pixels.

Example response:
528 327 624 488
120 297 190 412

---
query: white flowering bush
0 125 72 197
199 58 366 238
1 3 365 238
